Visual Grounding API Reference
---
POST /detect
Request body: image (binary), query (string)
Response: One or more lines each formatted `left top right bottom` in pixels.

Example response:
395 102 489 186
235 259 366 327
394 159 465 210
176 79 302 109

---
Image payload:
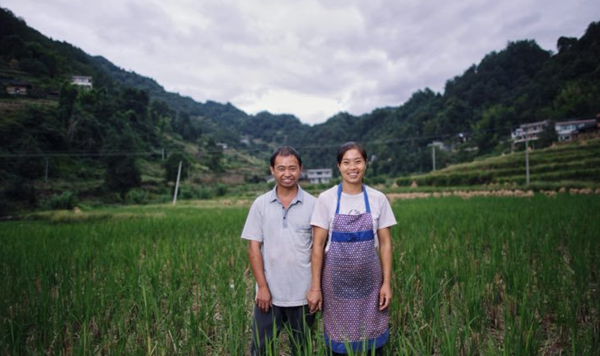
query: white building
71 76 93 90
512 118 598 144
511 120 550 143
555 119 597 142
306 168 332 184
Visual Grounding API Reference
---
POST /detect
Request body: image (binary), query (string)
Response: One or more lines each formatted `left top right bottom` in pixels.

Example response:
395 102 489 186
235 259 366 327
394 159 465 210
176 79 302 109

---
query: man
241 146 316 355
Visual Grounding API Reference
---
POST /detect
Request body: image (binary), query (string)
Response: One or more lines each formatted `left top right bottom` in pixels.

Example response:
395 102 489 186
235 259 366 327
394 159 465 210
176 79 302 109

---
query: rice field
1 194 599 355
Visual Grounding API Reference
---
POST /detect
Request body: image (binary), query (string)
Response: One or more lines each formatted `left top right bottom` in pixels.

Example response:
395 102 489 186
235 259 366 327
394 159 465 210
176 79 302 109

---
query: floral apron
322 184 389 353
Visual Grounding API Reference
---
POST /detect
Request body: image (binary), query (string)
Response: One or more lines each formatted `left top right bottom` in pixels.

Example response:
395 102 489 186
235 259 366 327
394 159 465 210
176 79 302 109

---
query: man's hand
256 285 272 313
307 290 322 313
378 283 392 311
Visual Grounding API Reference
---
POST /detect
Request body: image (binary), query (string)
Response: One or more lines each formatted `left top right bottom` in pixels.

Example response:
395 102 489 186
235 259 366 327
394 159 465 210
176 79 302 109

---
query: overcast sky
3 0 599 124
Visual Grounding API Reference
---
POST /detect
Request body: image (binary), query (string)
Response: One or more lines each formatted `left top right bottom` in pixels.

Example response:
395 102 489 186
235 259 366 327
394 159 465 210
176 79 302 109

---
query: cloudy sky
3 0 599 124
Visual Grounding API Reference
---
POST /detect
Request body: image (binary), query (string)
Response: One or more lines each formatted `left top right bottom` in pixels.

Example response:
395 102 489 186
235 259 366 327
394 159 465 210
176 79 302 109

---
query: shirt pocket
293 224 313 251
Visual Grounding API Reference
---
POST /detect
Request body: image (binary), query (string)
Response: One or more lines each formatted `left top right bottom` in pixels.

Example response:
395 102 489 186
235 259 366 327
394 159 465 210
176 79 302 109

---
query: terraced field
397 138 600 189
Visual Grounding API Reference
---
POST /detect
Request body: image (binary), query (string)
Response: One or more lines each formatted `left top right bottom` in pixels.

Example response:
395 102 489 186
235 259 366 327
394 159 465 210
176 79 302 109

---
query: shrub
215 183 228 197
126 189 149 204
43 190 78 210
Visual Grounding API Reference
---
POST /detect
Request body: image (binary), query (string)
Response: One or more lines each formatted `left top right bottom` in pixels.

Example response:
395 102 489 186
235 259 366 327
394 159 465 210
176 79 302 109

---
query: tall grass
1 196 598 354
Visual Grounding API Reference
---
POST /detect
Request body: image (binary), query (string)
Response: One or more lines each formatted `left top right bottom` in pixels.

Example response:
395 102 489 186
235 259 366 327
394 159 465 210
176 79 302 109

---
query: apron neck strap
336 184 370 214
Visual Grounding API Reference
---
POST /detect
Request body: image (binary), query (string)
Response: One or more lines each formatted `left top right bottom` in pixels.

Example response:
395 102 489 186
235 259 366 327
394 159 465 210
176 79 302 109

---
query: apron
322 184 389 353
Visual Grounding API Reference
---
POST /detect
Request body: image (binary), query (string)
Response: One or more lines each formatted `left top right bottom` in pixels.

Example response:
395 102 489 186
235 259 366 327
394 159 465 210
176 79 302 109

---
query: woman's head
337 142 367 185
336 142 367 164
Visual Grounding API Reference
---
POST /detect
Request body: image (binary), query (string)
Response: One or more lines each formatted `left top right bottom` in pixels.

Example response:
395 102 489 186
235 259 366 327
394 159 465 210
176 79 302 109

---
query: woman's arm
377 227 392 310
307 226 328 313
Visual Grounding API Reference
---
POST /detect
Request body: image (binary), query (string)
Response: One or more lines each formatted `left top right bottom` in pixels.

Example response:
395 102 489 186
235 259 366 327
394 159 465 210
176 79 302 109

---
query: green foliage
102 127 142 199
1 196 599 353
398 139 600 188
215 183 228 197
125 188 149 204
201 138 224 172
2 6 600 204
537 120 558 148
163 152 190 183
42 190 78 210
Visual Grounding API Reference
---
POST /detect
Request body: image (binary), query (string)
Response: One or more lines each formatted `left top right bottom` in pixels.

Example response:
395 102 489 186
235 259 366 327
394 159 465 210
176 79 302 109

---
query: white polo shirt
241 185 316 307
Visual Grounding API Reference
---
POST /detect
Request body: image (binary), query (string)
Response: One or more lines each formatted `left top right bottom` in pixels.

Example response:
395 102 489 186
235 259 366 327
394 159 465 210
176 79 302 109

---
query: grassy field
1 195 599 355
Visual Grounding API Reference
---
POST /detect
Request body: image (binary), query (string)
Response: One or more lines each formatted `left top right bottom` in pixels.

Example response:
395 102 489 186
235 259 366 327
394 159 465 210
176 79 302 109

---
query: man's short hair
270 146 302 167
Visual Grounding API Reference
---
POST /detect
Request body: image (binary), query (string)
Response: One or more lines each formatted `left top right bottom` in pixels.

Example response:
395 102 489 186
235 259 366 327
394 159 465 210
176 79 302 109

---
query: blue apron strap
362 184 371 213
337 184 371 214
335 184 342 214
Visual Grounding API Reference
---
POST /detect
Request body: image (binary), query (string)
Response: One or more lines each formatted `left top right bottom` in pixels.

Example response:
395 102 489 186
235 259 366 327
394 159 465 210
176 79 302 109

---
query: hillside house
556 119 597 142
5 81 32 95
306 168 333 184
71 76 93 90
511 120 550 143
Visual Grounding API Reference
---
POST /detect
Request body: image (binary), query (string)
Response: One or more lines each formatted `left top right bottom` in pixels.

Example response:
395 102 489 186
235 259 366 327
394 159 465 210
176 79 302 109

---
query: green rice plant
1 194 599 354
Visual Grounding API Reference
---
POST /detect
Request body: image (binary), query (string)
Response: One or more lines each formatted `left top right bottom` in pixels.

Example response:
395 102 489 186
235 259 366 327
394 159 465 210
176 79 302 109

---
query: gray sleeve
241 198 263 242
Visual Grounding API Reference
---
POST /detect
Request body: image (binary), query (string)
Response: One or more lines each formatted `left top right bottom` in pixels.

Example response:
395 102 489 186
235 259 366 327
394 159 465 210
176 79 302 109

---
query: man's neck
277 184 299 208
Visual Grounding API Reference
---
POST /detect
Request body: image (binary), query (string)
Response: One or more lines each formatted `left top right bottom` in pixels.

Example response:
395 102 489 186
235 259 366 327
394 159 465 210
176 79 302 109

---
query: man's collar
269 184 304 203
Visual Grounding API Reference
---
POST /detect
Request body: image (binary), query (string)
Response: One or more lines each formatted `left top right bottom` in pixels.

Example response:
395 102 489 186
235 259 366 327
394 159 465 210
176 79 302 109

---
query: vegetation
397 138 600 188
1 6 600 212
1 195 598 354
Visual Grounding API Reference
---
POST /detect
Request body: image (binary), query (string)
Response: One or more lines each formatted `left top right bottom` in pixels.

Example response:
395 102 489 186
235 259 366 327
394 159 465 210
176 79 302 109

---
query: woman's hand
307 289 322 313
378 283 392 311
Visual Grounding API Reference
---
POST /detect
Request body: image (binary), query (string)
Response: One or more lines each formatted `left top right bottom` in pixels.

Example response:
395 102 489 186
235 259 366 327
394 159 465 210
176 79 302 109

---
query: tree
103 126 141 200
538 121 558 148
472 105 514 153
201 138 223 172
557 37 577 53
164 152 189 183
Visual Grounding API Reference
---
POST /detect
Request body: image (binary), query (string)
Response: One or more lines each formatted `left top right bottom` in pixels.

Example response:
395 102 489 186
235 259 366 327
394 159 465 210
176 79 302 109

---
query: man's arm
248 240 272 312
307 226 328 313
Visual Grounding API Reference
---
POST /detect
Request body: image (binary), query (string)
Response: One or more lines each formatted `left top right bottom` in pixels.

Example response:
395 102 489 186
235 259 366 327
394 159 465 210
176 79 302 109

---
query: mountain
2 6 600 178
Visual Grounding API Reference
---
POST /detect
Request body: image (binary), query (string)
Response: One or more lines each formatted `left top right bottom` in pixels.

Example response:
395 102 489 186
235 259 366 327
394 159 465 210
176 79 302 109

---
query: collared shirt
241 185 316 306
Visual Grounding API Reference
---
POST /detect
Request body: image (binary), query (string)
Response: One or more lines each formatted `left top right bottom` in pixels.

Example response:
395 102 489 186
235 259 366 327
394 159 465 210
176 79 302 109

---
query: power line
0 125 522 158
0 151 162 158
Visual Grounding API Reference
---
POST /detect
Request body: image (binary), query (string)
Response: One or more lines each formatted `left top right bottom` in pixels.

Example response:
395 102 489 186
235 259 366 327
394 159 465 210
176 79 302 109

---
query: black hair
336 141 367 164
270 146 302 167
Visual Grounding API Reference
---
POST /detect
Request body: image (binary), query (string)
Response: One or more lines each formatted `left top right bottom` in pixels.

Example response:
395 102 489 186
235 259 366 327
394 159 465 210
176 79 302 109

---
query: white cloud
3 0 600 125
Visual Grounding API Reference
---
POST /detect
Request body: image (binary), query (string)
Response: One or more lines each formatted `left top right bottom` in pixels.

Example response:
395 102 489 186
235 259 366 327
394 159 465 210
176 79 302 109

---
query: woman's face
338 148 366 185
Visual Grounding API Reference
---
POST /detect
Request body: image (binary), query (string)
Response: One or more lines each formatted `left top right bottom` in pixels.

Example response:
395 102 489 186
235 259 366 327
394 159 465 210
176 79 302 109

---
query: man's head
269 146 302 189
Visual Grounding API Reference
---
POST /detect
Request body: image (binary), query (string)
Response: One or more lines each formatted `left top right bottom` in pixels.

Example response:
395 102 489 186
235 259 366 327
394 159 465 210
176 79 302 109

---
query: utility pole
432 144 436 171
44 157 49 182
172 161 182 205
525 136 530 185
162 148 165 161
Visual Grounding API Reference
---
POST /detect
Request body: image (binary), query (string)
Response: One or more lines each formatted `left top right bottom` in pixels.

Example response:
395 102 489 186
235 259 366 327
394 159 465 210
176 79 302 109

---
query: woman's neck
342 181 363 195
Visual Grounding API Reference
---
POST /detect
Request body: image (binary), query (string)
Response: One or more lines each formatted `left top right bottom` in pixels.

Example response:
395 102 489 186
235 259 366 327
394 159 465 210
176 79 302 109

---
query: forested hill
1 5 600 177
92 17 600 174
294 22 600 174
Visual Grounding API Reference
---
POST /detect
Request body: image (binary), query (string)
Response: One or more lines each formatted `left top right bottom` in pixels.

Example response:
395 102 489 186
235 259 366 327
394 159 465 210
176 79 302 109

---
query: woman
308 142 396 355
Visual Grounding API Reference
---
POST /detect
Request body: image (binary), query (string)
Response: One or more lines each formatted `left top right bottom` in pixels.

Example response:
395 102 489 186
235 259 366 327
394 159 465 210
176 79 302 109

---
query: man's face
270 154 301 189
